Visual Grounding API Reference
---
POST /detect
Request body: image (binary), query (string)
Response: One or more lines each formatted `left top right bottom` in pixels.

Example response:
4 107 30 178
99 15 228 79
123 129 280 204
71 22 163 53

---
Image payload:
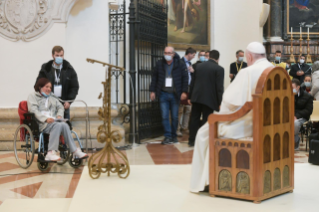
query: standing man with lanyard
150 46 188 145
35 46 79 119
289 54 312 84
229 50 247 82
177 47 196 137
271 50 289 70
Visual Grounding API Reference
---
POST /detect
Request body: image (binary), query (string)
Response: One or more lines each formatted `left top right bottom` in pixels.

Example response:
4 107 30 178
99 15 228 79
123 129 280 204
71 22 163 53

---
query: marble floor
0 134 310 206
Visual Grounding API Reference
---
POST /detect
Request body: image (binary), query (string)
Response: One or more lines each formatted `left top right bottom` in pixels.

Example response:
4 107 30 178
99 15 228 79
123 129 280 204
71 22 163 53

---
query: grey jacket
311 71 319 100
27 92 64 131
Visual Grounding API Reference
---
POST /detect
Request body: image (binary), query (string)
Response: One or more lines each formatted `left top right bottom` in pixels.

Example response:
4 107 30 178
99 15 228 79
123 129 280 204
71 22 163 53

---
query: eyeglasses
164 52 174 55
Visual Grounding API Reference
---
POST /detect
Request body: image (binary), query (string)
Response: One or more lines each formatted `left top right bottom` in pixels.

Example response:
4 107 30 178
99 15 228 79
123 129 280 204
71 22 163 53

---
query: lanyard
167 63 173 77
236 62 243 72
55 69 61 84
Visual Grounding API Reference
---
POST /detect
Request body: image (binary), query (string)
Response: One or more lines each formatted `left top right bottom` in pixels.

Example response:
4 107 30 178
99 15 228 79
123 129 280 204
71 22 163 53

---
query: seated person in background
28 78 88 161
229 50 247 82
271 50 289 70
311 61 319 100
301 75 312 93
289 54 311 84
292 79 313 150
189 42 274 193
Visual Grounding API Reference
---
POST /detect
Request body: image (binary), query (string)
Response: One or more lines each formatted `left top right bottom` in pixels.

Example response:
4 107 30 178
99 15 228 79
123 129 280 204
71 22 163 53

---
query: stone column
269 0 283 42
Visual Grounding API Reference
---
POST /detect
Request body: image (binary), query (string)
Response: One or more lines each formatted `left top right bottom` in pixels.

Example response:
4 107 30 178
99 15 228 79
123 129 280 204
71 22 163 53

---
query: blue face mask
238 57 244 62
293 88 298 94
275 56 281 61
305 82 312 87
41 92 50 98
55 57 63 65
164 55 172 61
199 56 206 62
205 58 209 61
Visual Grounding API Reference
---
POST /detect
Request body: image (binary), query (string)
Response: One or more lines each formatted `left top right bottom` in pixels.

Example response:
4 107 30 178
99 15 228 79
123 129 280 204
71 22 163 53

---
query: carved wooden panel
273 97 280 124
263 170 271 194
218 170 231 191
274 74 280 90
283 97 290 123
219 148 231 167
267 79 272 90
283 132 289 159
236 172 250 194
283 78 287 90
264 98 271 126
273 168 281 191
283 166 290 187
273 134 281 161
264 135 271 163
236 150 250 169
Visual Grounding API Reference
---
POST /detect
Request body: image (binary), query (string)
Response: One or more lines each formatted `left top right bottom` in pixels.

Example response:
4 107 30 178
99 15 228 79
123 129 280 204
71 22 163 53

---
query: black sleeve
295 96 313 120
67 68 79 101
215 67 225 108
189 67 196 100
230 63 235 74
289 65 299 78
181 62 189 93
35 65 47 86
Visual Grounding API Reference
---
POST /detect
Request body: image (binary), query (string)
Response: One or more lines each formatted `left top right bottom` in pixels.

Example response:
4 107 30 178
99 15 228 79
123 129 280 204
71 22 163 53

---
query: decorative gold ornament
86 58 130 179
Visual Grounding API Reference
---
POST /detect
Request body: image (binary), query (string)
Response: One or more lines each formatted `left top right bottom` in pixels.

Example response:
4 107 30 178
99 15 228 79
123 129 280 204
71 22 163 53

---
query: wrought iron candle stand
86 58 130 179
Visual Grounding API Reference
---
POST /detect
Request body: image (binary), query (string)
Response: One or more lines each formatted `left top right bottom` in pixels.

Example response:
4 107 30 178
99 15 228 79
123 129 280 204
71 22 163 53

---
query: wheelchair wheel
57 144 70 166
68 154 82 168
13 124 35 169
37 154 49 171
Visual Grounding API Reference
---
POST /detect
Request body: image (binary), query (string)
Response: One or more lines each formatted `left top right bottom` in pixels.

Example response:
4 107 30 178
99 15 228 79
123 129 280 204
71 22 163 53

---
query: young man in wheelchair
27 78 88 161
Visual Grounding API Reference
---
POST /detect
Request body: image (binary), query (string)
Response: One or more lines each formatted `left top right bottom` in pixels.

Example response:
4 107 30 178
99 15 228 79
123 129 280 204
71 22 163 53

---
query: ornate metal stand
289 31 296 63
306 32 313 64
86 58 130 179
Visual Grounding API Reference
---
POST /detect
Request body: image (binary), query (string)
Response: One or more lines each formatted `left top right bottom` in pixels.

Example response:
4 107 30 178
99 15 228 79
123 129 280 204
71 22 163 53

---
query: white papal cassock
190 58 274 193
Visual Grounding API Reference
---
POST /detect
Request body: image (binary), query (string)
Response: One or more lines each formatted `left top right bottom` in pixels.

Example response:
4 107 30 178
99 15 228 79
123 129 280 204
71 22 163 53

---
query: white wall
0 0 109 108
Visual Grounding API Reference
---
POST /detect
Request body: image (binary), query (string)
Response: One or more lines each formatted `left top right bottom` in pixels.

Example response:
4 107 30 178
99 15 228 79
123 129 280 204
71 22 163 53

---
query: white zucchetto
246 42 266 54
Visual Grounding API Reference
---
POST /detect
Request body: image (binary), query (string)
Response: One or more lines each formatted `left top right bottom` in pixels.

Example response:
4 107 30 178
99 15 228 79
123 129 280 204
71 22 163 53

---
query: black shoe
171 137 179 144
188 142 194 147
161 137 172 145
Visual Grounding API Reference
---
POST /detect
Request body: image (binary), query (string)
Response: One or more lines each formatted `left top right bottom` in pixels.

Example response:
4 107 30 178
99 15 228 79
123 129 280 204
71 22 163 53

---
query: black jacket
36 60 79 102
230 61 247 82
289 63 311 84
295 89 313 120
193 61 202 72
150 54 188 99
189 59 224 111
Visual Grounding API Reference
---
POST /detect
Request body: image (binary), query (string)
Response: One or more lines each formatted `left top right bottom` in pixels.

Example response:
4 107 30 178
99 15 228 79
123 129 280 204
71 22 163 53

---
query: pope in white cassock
190 42 274 193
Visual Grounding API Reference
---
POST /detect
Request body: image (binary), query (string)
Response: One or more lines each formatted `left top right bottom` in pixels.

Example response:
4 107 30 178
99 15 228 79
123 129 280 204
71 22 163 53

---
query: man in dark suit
188 50 224 147
289 54 312 84
229 50 247 82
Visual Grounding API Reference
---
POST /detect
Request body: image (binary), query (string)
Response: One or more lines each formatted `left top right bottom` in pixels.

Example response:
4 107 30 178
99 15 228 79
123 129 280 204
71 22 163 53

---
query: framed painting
167 0 210 50
287 0 319 35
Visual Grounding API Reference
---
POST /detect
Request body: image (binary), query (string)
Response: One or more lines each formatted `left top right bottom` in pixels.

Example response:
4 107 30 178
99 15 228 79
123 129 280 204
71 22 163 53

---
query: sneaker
73 148 88 159
171 137 179 144
45 151 61 161
176 130 183 137
161 137 172 145
294 147 299 151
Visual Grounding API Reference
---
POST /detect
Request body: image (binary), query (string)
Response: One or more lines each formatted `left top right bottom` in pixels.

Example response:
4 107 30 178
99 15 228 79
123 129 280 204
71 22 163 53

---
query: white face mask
238 57 244 62
164 55 172 61
300 59 305 64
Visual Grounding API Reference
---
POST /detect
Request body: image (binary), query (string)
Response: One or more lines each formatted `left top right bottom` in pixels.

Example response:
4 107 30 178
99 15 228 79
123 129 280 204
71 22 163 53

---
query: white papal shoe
45 151 61 161
73 147 88 159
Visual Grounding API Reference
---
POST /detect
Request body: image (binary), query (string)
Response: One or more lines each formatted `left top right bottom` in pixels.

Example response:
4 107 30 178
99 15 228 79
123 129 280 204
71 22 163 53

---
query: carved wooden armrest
208 102 253 125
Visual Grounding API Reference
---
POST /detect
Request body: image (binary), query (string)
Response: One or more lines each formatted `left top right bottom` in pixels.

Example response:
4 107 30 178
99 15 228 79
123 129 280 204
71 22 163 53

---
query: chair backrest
252 66 294 196
310 101 319 122
18 101 28 125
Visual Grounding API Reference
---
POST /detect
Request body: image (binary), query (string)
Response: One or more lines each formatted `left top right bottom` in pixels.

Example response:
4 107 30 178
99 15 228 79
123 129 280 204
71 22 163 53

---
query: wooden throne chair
208 67 294 203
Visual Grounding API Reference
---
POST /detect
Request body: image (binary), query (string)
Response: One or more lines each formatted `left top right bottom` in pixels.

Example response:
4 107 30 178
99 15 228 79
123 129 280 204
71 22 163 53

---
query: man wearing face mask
292 79 313 150
301 75 312 93
35 46 79 119
289 54 311 84
177 47 198 137
190 42 274 193
150 46 188 145
205 51 210 62
271 50 289 70
229 50 247 82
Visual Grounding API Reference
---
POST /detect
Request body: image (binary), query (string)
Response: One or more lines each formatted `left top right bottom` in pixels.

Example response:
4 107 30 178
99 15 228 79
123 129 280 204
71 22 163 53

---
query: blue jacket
150 53 188 99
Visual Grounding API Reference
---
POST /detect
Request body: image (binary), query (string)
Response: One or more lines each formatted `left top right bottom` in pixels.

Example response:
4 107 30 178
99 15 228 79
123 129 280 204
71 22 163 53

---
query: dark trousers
64 108 70 120
188 103 214 145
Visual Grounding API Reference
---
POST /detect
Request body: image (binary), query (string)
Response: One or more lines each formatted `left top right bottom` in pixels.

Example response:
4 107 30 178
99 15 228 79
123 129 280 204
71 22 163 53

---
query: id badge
41 111 51 118
54 85 62 97
165 78 172 87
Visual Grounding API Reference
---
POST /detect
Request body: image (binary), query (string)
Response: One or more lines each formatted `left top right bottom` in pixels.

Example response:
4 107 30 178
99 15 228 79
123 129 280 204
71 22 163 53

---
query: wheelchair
14 111 85 171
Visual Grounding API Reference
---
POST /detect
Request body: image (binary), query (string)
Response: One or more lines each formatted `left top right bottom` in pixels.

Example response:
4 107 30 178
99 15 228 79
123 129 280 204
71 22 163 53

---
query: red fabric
294 1 308 10
180 93 190 105
18 101 28 141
